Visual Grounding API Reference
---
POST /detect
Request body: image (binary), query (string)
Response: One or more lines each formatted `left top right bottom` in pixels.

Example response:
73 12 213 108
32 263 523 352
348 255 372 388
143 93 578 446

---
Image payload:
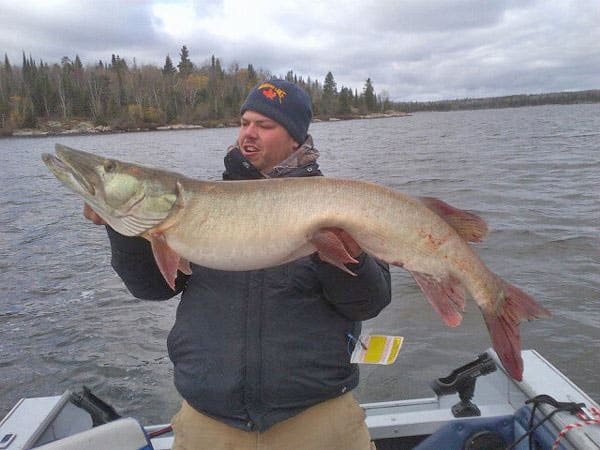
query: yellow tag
350 334 404 365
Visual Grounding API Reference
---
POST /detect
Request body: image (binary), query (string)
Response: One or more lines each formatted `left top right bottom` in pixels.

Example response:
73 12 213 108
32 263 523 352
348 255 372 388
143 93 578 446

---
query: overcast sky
1 0 598 101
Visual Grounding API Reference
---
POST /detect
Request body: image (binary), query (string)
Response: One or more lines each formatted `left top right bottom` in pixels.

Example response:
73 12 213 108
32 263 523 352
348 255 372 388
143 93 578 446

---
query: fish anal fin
410 271 466 327
148 233 181 290
482 280 551 381
310 228 359 276
419 197 488 243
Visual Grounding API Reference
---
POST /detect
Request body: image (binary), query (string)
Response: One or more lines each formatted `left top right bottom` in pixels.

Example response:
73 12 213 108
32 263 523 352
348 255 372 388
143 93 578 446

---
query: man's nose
241 122 258 139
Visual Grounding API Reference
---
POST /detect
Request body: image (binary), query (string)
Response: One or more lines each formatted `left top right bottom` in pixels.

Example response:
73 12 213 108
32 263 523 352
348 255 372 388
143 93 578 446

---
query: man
85 79 391 449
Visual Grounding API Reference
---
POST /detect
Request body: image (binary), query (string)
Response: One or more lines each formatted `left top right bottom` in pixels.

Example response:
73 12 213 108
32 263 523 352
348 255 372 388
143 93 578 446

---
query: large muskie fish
42 144 550 380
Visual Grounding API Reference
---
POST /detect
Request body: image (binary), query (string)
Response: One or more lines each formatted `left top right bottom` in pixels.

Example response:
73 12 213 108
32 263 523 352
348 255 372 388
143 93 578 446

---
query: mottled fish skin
42 144 551 380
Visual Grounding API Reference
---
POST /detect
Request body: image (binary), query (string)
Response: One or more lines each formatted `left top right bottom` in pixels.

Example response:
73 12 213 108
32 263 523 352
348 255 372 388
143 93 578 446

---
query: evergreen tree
1 54 12 98
110 54 128 107
208 55 224 118
247 64 257 85
214 57 223 78
0 54 12 129
110 54 128 71
177 45 194 77
74 55 83 70
322 71 337 115
363 78 376 112
163 55 176 76
3 53 10 73
323 72 337 94
57 56 73 119
337 87 352 115
71 55 87 116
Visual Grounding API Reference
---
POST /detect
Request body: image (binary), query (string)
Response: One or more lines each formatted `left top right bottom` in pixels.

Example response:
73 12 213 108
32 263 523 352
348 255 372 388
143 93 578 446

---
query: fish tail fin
482 280 551 381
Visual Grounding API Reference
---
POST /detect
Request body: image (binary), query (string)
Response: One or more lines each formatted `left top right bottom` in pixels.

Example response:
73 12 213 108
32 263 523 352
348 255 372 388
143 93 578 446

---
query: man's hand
83 203 107 225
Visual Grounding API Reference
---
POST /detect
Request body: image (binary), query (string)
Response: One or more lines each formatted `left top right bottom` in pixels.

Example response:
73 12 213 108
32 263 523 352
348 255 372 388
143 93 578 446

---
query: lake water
1 104 598 423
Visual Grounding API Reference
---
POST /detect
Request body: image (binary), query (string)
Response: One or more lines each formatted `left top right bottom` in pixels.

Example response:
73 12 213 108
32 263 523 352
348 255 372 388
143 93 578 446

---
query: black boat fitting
431 352 497 417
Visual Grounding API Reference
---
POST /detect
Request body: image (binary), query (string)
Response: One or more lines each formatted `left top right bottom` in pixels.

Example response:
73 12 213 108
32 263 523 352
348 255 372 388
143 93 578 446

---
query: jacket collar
222 135 322 180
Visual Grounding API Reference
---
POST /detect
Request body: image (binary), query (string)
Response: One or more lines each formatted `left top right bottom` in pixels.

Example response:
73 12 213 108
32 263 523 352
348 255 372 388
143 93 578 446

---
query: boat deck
2 350 599 449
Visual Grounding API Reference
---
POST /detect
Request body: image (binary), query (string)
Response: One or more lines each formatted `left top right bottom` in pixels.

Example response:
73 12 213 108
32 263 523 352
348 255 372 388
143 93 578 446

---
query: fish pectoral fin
482 279 551 381
310 228 359 276
147 232 182 290
418 197 488 243
409 271 466 327
148 181 187 234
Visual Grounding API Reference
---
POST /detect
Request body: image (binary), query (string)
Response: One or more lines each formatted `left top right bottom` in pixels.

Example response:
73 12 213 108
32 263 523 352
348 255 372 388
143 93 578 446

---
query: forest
0 46 385 136
1 45 598 136
396 89 600 113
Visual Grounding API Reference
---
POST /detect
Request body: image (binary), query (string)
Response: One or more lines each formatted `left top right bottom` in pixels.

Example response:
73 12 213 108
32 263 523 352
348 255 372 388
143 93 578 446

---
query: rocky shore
4 112 410 138
8 121 207 137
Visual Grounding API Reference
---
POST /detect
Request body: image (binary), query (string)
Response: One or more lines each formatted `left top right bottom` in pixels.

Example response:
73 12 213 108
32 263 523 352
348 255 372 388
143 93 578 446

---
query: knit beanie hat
240 79 312 144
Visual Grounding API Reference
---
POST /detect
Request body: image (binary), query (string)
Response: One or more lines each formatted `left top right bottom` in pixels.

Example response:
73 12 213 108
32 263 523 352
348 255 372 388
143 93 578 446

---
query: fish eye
104 159 117 173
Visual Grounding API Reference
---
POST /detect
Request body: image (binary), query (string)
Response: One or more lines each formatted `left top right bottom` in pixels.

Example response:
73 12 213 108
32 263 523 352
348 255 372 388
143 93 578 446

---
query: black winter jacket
106 145 391 431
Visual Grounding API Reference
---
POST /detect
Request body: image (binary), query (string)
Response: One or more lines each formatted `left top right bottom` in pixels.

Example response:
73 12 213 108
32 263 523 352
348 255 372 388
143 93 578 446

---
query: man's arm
84 204 187 300
313 230 392 320
106 227 188 300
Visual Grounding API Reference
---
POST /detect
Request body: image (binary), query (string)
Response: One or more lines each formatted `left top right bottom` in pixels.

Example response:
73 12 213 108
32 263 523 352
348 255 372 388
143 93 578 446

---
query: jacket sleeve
314 253 392 321
106 226 188 300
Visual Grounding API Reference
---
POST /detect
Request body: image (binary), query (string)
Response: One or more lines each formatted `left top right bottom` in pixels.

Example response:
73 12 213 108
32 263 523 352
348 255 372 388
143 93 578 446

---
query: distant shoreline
2 112 411 138
5 94 599 138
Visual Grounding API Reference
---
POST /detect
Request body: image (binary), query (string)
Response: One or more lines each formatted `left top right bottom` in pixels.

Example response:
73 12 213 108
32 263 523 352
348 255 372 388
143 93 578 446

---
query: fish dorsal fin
419 197 488 243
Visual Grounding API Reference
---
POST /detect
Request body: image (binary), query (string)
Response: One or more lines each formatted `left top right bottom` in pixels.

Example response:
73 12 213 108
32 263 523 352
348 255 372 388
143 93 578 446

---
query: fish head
42 144 181 236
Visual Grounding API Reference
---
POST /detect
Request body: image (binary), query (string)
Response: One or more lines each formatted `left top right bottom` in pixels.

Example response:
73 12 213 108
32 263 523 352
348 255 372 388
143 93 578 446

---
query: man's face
238 110 299 174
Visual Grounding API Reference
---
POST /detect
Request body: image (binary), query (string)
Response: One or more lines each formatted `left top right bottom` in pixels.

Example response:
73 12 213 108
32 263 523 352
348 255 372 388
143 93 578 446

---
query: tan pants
171 393 376 450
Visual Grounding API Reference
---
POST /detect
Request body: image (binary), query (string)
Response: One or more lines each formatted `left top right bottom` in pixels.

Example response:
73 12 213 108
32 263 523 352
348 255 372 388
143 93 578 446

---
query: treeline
396 89 600 113
0 46 387 135
2 46 598 135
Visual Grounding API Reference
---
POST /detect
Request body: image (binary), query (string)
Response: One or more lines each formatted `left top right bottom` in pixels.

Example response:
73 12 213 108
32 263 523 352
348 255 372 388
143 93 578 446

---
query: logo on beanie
258 82 287 103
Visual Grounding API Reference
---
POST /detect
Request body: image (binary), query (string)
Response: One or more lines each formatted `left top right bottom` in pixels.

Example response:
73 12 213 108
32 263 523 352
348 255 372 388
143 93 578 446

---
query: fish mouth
42 144 103 198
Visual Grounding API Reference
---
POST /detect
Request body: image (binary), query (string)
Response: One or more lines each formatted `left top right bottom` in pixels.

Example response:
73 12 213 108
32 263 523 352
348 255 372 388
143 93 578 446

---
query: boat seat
34 417 153 450
412 415 513 450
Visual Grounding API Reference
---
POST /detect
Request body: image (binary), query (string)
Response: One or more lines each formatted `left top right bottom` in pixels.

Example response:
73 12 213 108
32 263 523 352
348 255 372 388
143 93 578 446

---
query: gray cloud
0 0 598 101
